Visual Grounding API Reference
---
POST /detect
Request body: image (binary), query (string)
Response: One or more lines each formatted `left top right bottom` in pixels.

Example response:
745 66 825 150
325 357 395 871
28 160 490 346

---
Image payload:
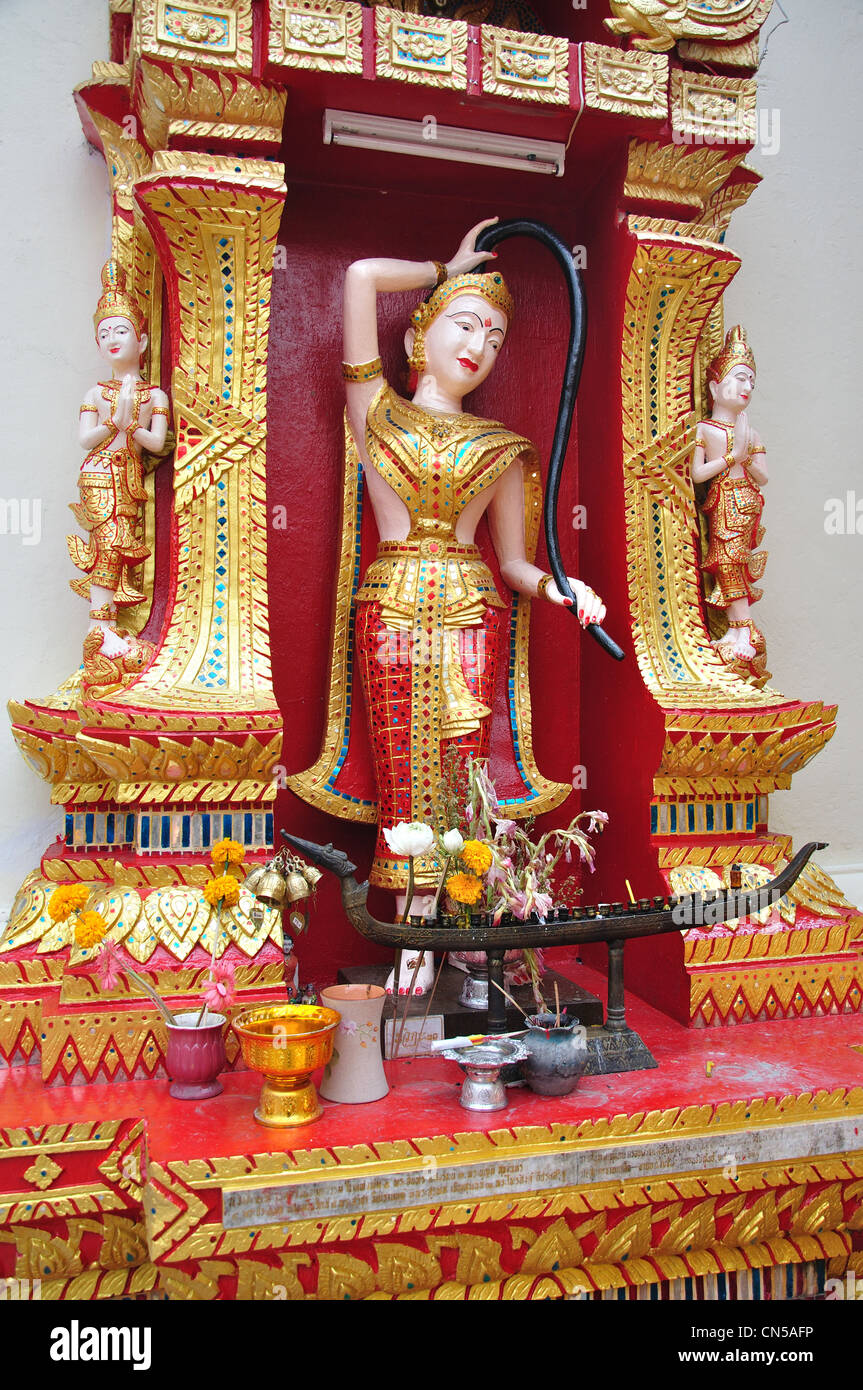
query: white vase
319 984 389 1104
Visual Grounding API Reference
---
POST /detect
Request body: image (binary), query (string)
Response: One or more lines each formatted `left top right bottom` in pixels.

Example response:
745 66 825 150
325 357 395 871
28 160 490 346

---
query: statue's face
95 315 146 371
711 364 755 412
419 293 508 395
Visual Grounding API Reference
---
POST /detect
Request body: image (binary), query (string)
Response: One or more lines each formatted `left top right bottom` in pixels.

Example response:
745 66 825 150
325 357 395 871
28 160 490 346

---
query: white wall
0 0 860 914
723 0 863 902
0 0 111 910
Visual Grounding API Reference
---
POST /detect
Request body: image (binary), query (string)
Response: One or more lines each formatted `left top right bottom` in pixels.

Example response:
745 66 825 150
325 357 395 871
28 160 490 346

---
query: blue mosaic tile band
65 809 274 854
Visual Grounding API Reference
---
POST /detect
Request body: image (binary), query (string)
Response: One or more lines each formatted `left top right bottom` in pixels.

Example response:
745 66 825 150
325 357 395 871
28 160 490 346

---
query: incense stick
554 980 561 1028
394 951 426 1059
488 975 530 1020
412 952 447 1059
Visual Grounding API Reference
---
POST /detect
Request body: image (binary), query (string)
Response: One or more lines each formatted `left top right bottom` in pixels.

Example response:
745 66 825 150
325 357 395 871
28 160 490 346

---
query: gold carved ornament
604 1 775 55
135 58 286 150
269 1 364 75
582 44 668 120
375 6 468 90
671 70 758 146
482 27 569 105
132 0 253 72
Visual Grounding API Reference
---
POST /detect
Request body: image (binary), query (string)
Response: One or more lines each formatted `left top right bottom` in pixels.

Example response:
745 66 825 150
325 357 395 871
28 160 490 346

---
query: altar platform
2 952 862 1302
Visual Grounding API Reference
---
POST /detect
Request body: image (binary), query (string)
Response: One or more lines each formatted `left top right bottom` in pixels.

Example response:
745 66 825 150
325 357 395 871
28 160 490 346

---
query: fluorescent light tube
323 110 565 177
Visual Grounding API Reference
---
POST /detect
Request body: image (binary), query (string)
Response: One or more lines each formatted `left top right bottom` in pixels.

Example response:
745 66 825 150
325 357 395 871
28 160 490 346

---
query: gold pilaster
123 153 286 714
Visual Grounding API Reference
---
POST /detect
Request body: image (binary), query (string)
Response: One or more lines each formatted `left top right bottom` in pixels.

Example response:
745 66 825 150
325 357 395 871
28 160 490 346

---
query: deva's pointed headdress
707 324 756 384
408 271 514 373
93 260 146 338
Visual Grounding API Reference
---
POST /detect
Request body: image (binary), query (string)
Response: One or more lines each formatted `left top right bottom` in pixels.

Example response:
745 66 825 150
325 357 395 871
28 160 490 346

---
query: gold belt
356 538 503 625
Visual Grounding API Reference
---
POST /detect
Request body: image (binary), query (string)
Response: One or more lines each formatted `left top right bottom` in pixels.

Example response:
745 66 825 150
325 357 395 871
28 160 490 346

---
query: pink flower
511 890 529 921
493 818 516 839
588 811 609 833
533 891 553 922
96 939 125 992
202 959 236 1014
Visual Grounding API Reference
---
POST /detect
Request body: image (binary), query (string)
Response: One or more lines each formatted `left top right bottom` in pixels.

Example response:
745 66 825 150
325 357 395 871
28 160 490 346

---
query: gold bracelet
79 403 99 413
432 260 448 287
723 449 735 471
342 356 383 384
151 405 169 418
749 444 766 455
536 573 555 600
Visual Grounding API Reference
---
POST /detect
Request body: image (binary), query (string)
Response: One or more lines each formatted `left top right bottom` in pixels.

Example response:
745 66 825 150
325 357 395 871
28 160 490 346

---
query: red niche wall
265 167 665 986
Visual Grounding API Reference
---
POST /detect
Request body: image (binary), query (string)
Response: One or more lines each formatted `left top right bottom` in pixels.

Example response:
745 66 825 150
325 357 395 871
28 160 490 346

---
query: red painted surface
2 956 862 1161
265 111 658 983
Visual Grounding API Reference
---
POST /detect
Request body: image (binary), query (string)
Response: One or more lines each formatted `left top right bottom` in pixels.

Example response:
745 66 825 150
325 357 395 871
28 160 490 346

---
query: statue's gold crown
411 271 514 334
707 324 756 384
93 260 146 338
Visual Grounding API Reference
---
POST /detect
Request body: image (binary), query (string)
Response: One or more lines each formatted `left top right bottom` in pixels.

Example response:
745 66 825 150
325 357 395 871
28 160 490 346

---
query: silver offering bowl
442 1039 530 1112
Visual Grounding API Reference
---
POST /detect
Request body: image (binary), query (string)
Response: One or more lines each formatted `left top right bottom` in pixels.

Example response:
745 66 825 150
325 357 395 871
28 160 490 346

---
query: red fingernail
563 598 574 607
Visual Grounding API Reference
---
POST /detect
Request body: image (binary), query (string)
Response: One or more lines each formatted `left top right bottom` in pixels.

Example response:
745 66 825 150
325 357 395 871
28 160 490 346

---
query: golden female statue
290 220 606 957
69 261 169 696
692 325 769 682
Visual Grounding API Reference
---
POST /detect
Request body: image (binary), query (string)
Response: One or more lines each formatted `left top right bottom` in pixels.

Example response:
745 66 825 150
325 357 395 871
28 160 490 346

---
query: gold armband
79 403 99 413
342 357 383 384
536 573 555 600
749 444 766 455
151 406 169 418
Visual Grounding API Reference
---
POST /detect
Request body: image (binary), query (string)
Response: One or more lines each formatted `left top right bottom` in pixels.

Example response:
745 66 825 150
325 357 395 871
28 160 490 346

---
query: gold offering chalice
233 1003 341 1128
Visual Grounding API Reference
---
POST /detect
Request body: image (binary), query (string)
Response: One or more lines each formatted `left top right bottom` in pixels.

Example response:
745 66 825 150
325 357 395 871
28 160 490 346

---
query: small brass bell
243 865 269 896
299 863 323 889
285 870 311 903
254 866 288 911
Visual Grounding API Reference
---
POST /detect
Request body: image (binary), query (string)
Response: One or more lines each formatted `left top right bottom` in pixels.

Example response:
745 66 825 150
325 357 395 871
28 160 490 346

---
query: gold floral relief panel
482 27 569 105
375 7 467 90
133 0 254 72
671 71 758 146
269 0 364 74
582 44 668 120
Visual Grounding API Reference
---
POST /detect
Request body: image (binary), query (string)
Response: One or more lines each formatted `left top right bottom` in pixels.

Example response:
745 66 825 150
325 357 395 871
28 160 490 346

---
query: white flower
442 828 465 855
383 821 435 858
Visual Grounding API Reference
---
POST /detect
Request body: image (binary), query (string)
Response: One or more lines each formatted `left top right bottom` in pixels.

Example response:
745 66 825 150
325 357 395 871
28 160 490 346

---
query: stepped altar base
1 956 861 1302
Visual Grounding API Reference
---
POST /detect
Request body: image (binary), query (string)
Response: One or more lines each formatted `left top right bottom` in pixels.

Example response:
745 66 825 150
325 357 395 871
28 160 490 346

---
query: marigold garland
47 883 91 922
204 874 241 908
210 838 245 868
461 840 493 875
74 909 108 949
446 872 484 906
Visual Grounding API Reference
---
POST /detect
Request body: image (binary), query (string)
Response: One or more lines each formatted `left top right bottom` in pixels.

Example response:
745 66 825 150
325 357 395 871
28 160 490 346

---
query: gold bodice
356 382 536 627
